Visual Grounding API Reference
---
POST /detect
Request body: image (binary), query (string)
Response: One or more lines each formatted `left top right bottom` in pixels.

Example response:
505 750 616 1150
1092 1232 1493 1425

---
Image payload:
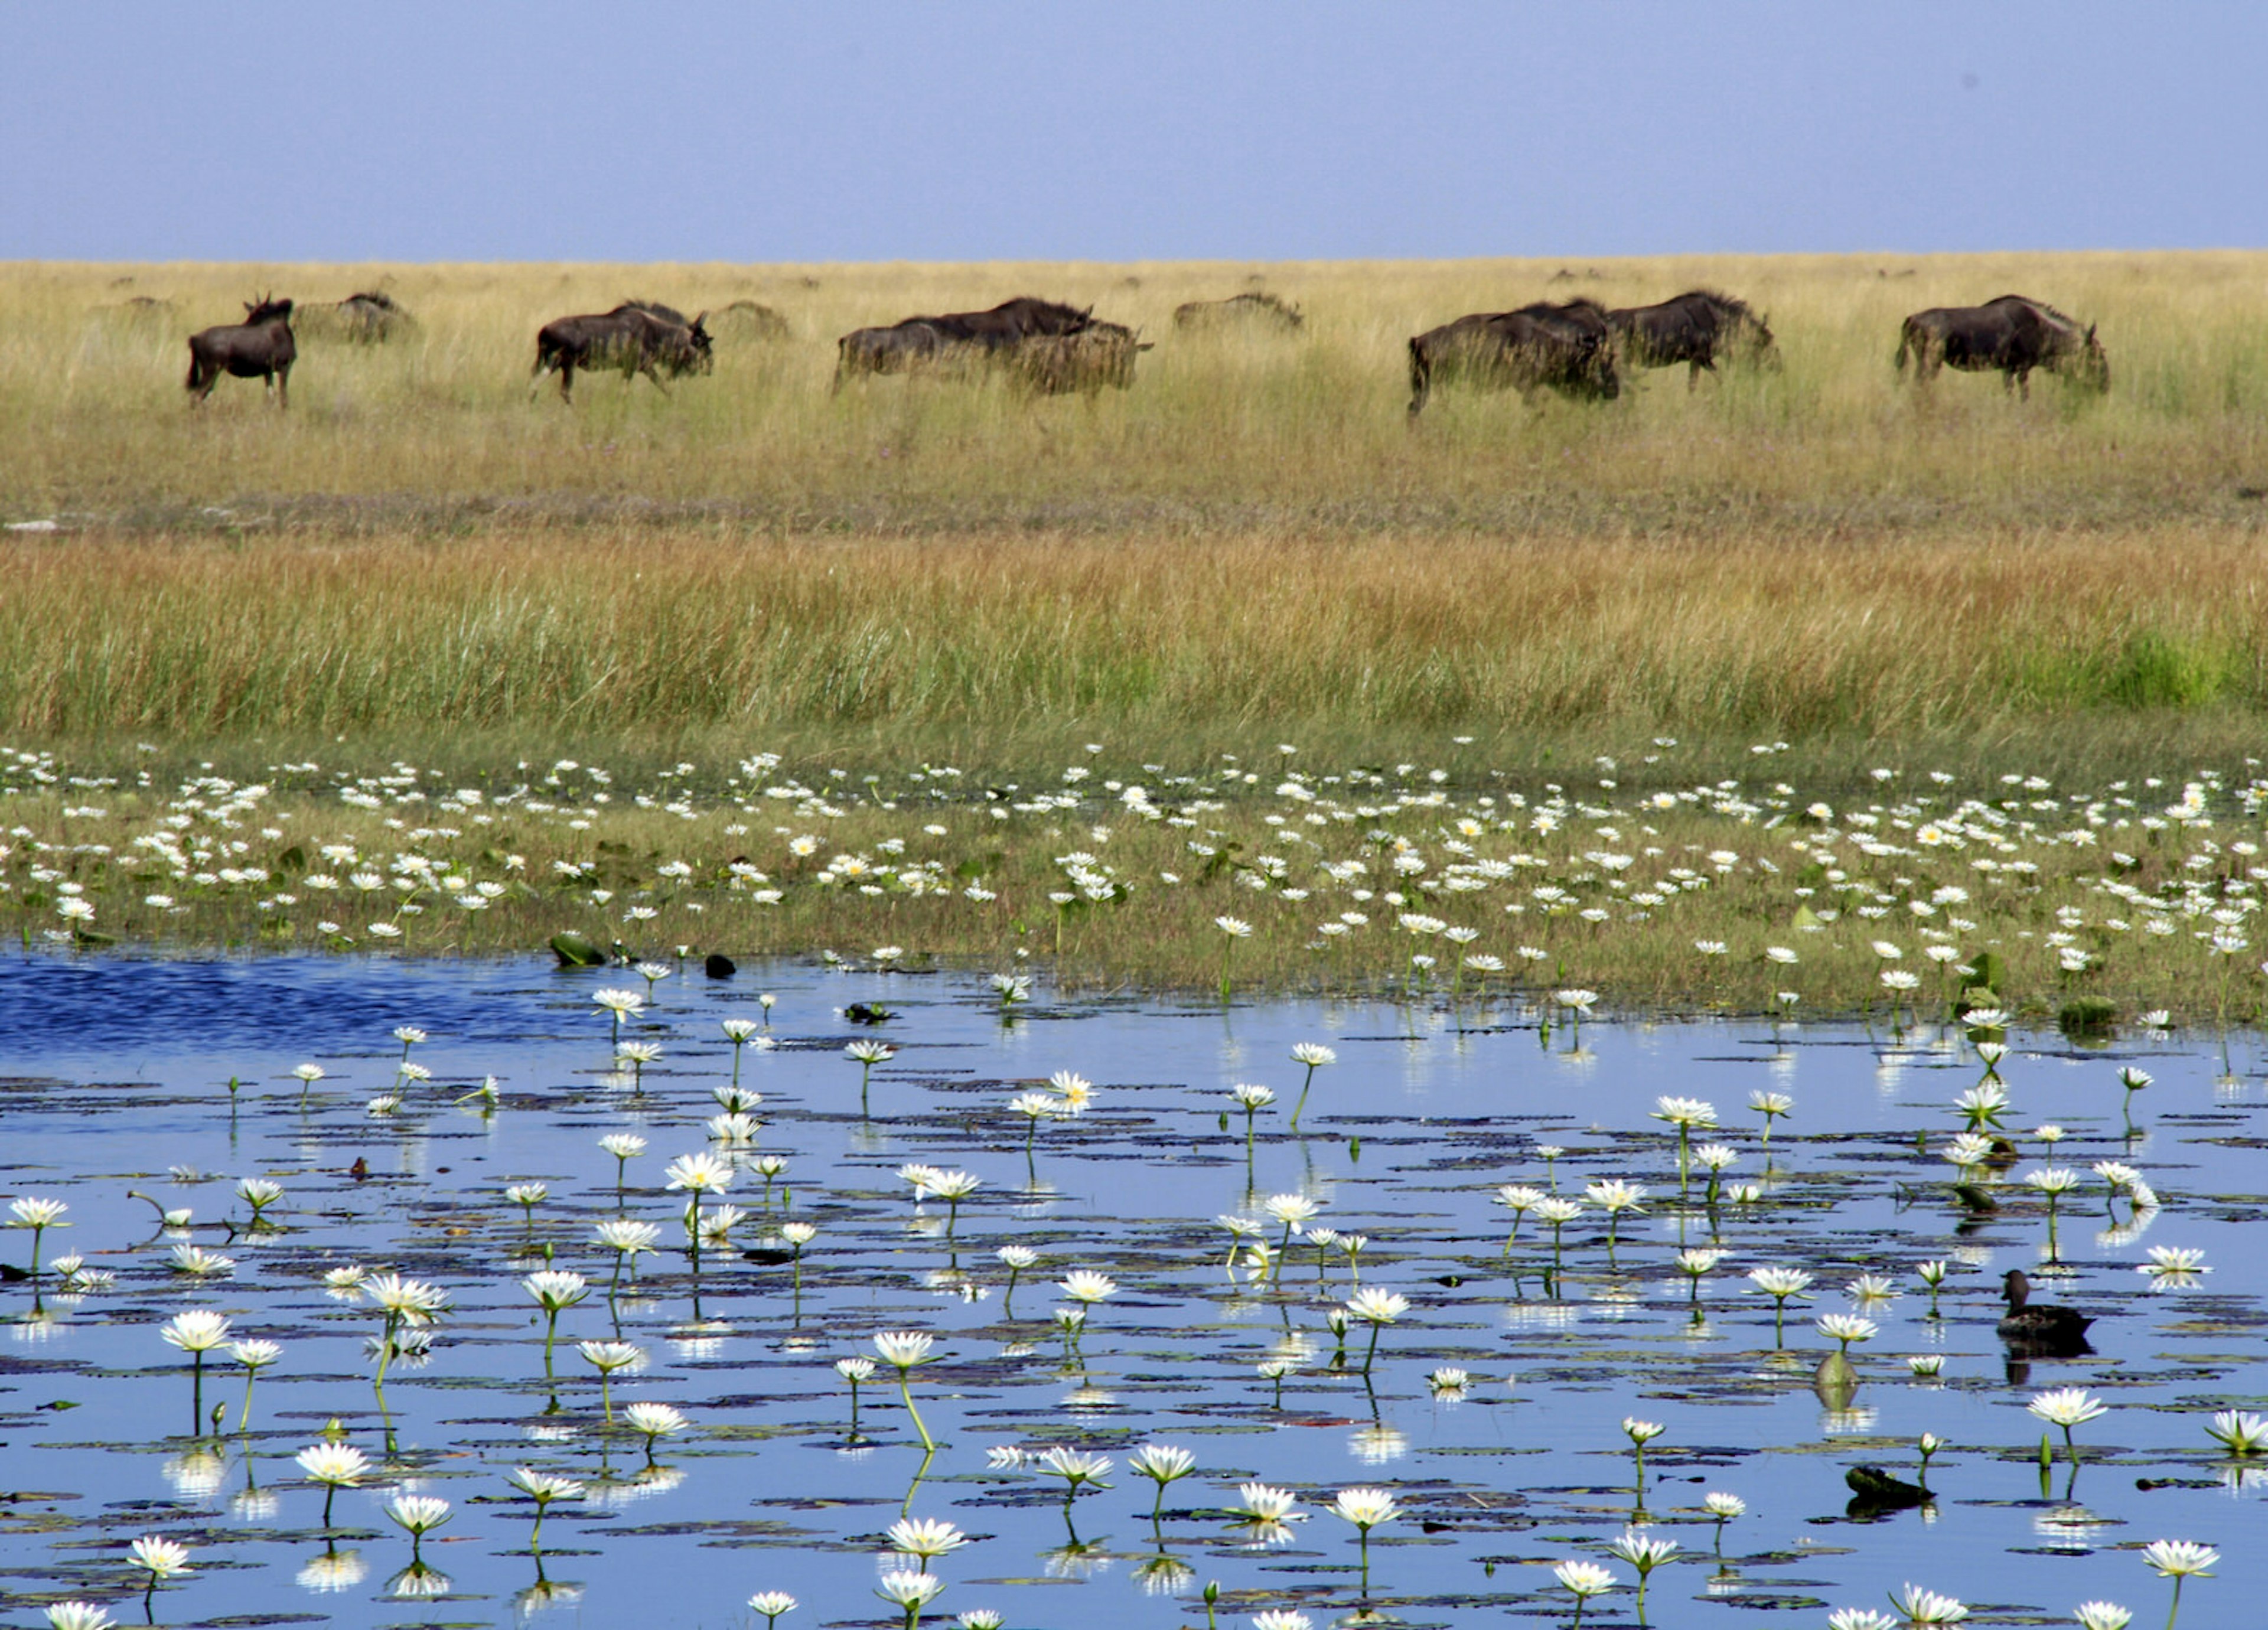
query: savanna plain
3 251 2267 1006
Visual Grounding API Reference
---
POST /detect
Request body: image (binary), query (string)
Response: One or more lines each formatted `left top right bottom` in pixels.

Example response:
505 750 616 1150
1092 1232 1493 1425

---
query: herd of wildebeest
167 282 2112 414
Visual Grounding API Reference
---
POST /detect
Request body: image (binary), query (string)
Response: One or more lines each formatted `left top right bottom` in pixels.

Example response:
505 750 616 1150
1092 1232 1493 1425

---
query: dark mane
978 296 1089 327
615 298 692 327
1987 292 2081 331
1683 287 1757 320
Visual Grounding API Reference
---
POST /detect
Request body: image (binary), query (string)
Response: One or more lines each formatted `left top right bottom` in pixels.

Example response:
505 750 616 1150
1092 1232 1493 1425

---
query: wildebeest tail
1406 337 1430 418
1893 319 1914 375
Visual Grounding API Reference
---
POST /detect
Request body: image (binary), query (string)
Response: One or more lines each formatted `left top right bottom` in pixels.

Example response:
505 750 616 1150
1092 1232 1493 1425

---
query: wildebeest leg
275 361 290 410
559 358 576 404
2016 369 2031 402
639 359 671 396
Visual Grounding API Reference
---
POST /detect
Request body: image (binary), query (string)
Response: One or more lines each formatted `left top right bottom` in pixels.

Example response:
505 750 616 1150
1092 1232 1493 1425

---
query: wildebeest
833 321 954 387
531 304 712 403
923 296 1092 349
1606 289 1777 387
298 291 415 344
1406 300 1619 418
97 294 175 323
711 299 791 341
1003 321 1152 395
832 296 1097 388
1895 294 2108 399
623 298 788 343
185 295 297 407
1173 292 1304 332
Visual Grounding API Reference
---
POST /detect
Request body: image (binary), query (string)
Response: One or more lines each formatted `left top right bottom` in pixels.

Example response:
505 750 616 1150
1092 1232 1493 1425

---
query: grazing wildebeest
832 296 1097 387
833 320 954 387
922 296 1093 349
100 294 175 322
1172 292 1305 332
185 295 297 406
1895 294 2108 399
531 304 712 403
1003 322 1152 394
1606 290 1777 388
298 291 415 344
1406 300 1618 418
712 299 791 341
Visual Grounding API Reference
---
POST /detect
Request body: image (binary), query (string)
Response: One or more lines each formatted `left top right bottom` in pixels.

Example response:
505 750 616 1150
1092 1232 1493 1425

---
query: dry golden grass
5 251 2266 534
2 252 2263 796
2 525 2263 779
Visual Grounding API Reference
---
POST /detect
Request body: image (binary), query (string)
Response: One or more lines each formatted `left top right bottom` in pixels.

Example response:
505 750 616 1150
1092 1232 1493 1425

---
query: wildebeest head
1744 310 1783 370
674 313 716 376
242 294 294 325
2071 323 2110 392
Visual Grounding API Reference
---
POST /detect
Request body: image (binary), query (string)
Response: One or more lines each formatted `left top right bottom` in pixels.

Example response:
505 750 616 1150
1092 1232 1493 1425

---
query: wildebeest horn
2085 323 2097 341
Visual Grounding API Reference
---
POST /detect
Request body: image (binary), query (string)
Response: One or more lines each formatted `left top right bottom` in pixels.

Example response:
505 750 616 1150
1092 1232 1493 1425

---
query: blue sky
5 4 2262 262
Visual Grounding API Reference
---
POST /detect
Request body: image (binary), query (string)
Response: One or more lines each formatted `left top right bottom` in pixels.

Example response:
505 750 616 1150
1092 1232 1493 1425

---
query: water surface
2 953 2262 1628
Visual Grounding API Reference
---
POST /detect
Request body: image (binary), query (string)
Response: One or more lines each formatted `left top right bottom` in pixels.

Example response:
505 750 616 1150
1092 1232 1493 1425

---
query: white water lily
874 1331 935 1369
886 1516 969 1566
2204 1410 2268 1455
1328 1485 1399 1528
1554 1559 1616 1599
1059 1269 1116 1303
1127 1442 1196 1486
1234 1481 1299 1523
161 1310 232 1352
747 1593 797 1629
2139 1539 2216 1577
1889 1583 1969 1623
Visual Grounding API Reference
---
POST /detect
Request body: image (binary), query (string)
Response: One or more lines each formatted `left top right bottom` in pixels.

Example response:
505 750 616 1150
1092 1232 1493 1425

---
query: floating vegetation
0 956 2261 1626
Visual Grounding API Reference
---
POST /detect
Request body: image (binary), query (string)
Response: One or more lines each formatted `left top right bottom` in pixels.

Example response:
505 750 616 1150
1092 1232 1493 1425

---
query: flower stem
897 1375 935 1450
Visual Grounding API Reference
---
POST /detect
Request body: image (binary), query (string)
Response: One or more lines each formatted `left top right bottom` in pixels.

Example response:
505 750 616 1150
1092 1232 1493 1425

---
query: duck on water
1998 1269 2095 1353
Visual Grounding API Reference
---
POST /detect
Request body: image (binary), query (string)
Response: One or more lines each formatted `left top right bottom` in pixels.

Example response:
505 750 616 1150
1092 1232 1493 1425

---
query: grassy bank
5 740 2265 1022
2 525 2266 752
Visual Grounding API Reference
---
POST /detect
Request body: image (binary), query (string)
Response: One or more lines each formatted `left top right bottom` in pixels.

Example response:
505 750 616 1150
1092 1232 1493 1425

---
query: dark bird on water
1997 1269 2094 1351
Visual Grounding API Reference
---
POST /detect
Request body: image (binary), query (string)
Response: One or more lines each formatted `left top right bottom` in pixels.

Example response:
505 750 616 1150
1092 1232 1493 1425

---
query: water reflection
1 956 2262 1630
